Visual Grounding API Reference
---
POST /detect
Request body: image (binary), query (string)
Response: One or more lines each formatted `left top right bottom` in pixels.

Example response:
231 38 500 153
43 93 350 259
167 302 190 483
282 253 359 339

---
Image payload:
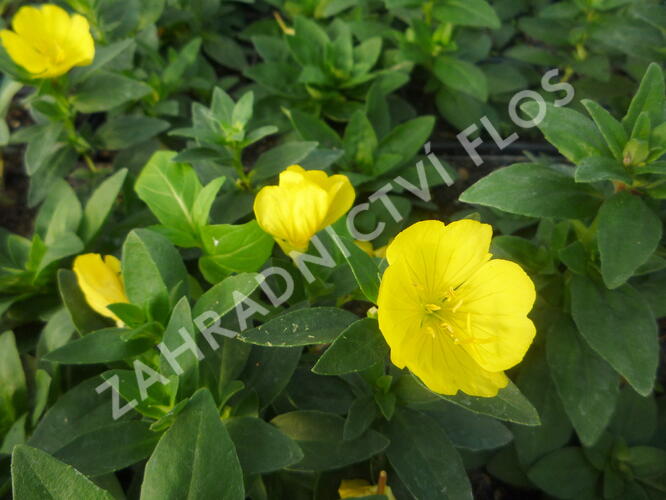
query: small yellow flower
0 4 95 79
377 220 536 397
355 239 388 259
73 254 128 326
339 479 395 499
254 165 355 254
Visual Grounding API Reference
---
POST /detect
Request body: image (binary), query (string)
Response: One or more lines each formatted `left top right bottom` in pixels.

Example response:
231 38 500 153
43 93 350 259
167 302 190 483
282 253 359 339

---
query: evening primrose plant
0 1 665 499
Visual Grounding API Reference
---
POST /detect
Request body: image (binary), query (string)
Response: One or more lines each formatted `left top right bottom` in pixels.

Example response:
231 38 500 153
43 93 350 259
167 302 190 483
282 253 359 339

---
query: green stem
230 146 251 190
83 153 98 173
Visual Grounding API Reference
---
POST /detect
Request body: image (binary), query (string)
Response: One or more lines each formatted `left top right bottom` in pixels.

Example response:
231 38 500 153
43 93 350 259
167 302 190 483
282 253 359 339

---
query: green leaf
432 0 500 28
53 420 159 476
287 17 330 66
0 331 26 433
199 222 274 278
162 38 202 90
385 408 473 500
511 352 572 465
376 116 435 174
460 163 601 219
627 446 666 478
609 385 657 445
72 72 152 113
528 448 599 499
160 297 198 397
574 157 631 184
135 151 202 246
237 308 358 347
141 389 244 500
522 102 611 163
546 316 619 447
100 369 172 421
433 56 488 102
396 374 540 426
622 63 665 134
122 229 188 321
571 275 658 396
343 111 378 172
192 177 225 229
287 109 342 148
57 269 110 335
582 99 628 160
226 417 303 474
344 396 378 441
271 410 389 471
24 122 63 175
597 192 662 289
252 141 318 181
28 377 131 456
243 346 302 409
11 445 114 500
424 402 512 451
330 234 380 303
79 169 128 243
231 91 253 128
44 327 154 364
313 318 388 375
36 180 82 245
192 272 263 320
96 116 169 150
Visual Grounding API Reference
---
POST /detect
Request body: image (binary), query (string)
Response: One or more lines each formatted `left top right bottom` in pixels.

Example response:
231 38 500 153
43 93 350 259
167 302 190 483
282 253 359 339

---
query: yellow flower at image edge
73 254 128 326
0 4 95 79
253 165 355 254
377 220 536 397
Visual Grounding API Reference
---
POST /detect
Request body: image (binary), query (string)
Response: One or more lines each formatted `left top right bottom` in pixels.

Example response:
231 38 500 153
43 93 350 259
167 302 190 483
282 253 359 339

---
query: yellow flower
339 479 395 499
254 165 355 254
355 239 388 259
0 4 95 79
73 254 128 327
377 220 536 397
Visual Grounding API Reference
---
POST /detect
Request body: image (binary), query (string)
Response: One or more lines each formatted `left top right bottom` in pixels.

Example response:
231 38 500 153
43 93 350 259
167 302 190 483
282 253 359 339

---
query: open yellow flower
377 220 536 397
254 165 355 254
0 4 95 79
73 254 128 326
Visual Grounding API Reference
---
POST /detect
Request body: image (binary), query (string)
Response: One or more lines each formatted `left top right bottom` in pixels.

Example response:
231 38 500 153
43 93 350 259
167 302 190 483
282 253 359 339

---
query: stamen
424 303 441 313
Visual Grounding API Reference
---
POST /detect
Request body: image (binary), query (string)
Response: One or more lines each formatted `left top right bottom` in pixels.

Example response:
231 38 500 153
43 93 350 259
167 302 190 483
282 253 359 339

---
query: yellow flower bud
253 165 355 255
0 4 95 79
73 254 128 327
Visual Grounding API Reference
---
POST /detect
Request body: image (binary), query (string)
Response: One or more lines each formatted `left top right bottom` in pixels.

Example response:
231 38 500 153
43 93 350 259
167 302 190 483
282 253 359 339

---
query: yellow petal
0 30 48 74
452 259 536 372
385 220 492 294
65 13 95 66
73 254 128 325
402 332 509 397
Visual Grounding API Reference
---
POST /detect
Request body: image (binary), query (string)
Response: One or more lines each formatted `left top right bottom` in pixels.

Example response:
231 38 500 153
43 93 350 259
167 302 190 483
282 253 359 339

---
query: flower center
421 288 491 345
34 41 66 65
